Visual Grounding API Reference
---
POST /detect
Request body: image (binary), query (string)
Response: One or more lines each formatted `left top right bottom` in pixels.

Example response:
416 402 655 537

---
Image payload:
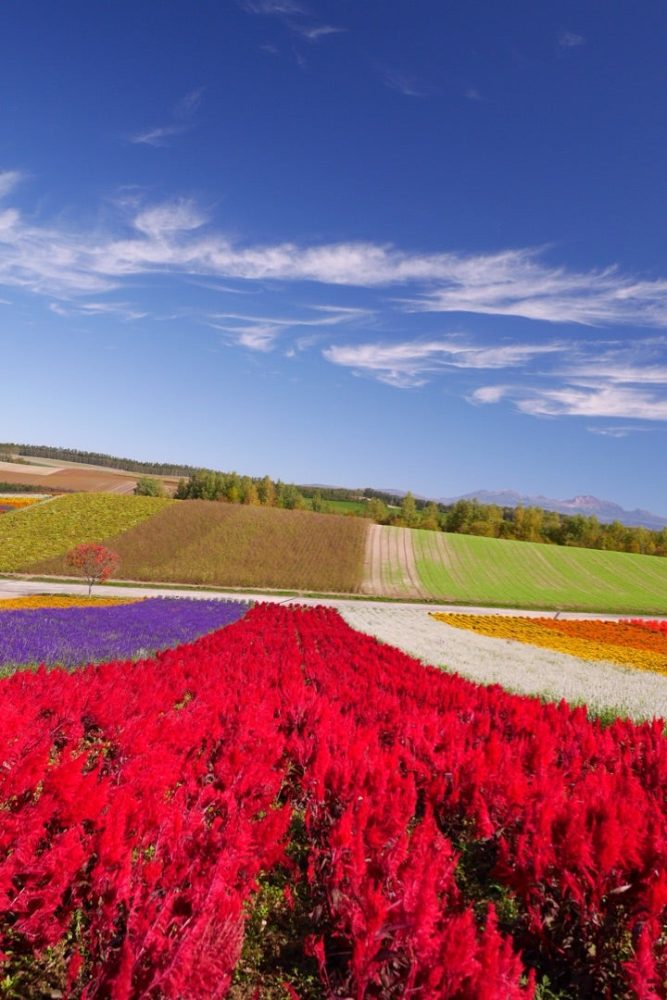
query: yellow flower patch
0 497 45 509
431 613 667 676
0 595 142 611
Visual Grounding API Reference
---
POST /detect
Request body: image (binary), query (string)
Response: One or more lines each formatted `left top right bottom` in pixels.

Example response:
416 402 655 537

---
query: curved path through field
2 578 666 721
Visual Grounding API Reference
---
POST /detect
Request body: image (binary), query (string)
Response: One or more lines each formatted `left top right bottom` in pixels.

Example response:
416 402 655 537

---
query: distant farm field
363 524 667 613
0 494 172 572
5 494 667 611
35 499 368 593
0 456 182 494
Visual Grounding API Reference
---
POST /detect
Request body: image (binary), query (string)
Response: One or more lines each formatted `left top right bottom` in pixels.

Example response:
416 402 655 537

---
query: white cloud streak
559 31 585 48
293 24 344 40
49 300 147 321
130 88 204 147
382 71 429 98
0 171 23 200
325 333 667 423
323 339 560 387
6 194 667 336
587 426 651 438
470 382 667 422
210 305 371 351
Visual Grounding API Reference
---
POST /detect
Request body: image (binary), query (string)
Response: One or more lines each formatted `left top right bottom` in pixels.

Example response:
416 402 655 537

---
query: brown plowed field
0 468 138 493
361 525 430 599
37 501 369 593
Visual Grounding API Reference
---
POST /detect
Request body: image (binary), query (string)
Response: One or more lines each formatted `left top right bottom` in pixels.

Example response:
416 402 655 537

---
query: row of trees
158 473 667 557
9 441 663 559
377 496 667 556
170 471 308 510
0 444 202 478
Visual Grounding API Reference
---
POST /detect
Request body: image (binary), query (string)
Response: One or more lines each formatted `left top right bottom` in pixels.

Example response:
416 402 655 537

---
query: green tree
420 502 441 531
134 476 165 497
367 497 389 523
240 476 259 505
446 500 473 533
311 490 323 513
257 475 276 506
400 491 419 528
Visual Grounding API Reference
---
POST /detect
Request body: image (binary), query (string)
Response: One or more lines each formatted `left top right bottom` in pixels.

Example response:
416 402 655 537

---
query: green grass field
412 529 667 613
307 498 369 516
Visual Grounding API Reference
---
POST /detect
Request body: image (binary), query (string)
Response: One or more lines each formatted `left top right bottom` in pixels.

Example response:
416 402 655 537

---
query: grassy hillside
34 500 368 593
410 528 667 613
0 494 172 572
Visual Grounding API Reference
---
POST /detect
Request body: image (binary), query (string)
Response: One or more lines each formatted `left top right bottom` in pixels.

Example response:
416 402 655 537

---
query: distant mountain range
438 490 667 531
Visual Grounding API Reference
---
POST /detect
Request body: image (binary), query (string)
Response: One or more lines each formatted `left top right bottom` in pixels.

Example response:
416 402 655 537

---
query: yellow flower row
431 613 667 676
0 595 142 611
0 497 45 509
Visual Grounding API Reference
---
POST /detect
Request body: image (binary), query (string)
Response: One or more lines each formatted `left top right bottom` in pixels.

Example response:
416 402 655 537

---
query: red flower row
1 605 666 997
632 618 667 635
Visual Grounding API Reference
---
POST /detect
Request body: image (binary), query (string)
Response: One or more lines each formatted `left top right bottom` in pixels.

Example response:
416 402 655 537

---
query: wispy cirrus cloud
382 70 430 98
130 87 204 147
469 338 667 422
0 171 23 200
587 425 652 438
324 333 667 425
5 190 667 343
239 0 344 43
402 249 667 327
323 339 561 388
240 0 304 13
291 23 345 41
558 30 585 49
49 300 147 321
473 384 667 422
209 304 371 351
5 191 667 341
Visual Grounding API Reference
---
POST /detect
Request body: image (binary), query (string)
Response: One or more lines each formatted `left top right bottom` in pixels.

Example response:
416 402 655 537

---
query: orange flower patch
430 613 667 676
0 595 142 611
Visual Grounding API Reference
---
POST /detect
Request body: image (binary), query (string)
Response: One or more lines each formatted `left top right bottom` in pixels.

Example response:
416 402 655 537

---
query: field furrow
366 524 667 613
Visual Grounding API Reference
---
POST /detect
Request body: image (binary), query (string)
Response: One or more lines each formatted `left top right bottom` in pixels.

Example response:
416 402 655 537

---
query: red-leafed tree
65 543 120 595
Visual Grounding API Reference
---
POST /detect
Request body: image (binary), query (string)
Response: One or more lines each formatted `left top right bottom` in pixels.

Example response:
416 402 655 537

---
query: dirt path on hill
361 524 384 595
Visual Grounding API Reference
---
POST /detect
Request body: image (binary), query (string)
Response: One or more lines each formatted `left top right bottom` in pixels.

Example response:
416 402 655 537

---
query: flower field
1 604 667 997
0 497 44 514
0 494 172 573
0 597 247 671
633 619 667 635
0 595 137 611
433 612 667 676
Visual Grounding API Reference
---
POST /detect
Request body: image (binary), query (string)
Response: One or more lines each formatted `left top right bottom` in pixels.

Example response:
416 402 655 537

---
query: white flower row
340 606 667 722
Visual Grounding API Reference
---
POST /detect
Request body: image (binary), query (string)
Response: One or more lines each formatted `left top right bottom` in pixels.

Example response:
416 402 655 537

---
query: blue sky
2 1 667 511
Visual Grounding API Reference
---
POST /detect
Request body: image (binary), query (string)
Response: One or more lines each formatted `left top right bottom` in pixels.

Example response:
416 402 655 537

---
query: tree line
170 473 667 557
0 444 204 478
5 445 666 557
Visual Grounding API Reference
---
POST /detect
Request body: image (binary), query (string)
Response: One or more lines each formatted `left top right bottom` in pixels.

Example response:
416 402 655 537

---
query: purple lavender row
0 598 249 669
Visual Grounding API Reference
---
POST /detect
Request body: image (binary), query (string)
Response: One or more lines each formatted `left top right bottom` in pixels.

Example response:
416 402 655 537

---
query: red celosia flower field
1 604 667 997
632 618 667 635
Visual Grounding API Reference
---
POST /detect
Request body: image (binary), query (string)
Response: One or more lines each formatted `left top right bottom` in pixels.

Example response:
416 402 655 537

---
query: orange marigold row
0 595 142 611
431 613 667 676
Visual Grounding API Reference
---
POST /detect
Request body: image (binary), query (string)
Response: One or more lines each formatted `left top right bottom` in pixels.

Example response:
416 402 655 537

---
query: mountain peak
438 489 667 530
